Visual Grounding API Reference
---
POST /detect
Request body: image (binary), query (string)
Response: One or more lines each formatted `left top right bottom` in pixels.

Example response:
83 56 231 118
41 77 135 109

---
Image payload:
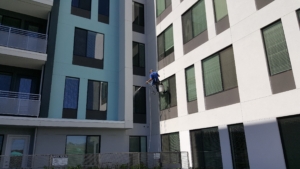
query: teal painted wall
47 0 120 120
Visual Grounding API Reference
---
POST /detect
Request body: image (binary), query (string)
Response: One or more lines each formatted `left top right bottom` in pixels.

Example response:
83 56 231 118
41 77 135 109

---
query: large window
133 86 146 123
202 46 237 96
182 0 207 44
157 25 174 62
190 127 223 169
86 80 108 120
278 115 300 169
63 77 79 110
213 0 228 22
133 2 144 33
161 132 180 152
71 0 91 19
156 0 171 16
228 124 250 169
262 21 291 76
160 75 177 111
129 136 147 152
0 16 21 28
66 136 100 154
185 65 197 102
98 0 109 24
133 42 145 76
73 28 104 69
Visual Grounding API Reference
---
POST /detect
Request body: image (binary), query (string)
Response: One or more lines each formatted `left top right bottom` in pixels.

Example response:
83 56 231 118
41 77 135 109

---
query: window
202 46 237 96
98 0 109 24
63 77 79 110
71 0 91 18
262 21 291 76
190 127 223 169
86 80 108 120
73 28 104 69
157 25 174 62
133 42 145 76
297 10 300 26
161 132 180 152
0 73 12 91
129 136 147 152
156 0 171 17
133 86 146 123
185 65 197 102
182 0 207 44
228 124 250 169
278 115 300 169
132 2 144 33
1 16 21 28
213 0 228 22
160 75 177 110
66 136 100 165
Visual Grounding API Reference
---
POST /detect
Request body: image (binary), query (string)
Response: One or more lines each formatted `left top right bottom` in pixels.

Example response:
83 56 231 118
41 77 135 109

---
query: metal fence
0 152 189 169
0 90 41 117
0 25 47 53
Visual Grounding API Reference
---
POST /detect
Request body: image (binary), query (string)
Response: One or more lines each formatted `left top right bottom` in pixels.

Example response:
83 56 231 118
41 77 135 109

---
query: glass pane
72 0 79 7
140 137 147 152
190 128 223 169
66 136 86 154
160 79 169 110
19 78 32 93
74 28 87 57
157 34 165 61
165 0 172 8
169 75 177 107
185 66 197 102
192 0 207 37
86 136 100 154
28 25 39 33
79 0 91 11
63 77 79 109
100 82 108 111
228 124 250 169
278 116 300 169
134 86 146 114
129 137 140 152
203 54 223 96
214 0 228 21
164 25 174 52
133 3 144 27
161 135 170 152
263 21 291 75
156 0 165 16
10 139 25 156
87 31 96 58
0 74 12 91
2 16 21 28
133 42 139 67
87 81 100 111
98 0 109 16
139 43 145 67
0 136 3 154
220 47 238 90
94 33 104 60
182 10 193 44
169 133 180 152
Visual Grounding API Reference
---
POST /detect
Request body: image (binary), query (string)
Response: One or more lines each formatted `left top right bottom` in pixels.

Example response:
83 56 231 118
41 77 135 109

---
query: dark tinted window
132 42 145 68
129 136 147 152
98 0 110 16
161 132 180 152
160 75 177 110
0 73 12 91
72 0 91 11
133 2 144 27
87 80 108 111
74 28 87 57
63 77 79 109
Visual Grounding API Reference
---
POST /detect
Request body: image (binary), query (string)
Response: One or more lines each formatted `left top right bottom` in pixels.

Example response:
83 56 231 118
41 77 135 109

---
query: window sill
205 87 240 110
187 100 198 114
269 70 296 94
160 106 177 121
71 7 91 19
156 5 172 25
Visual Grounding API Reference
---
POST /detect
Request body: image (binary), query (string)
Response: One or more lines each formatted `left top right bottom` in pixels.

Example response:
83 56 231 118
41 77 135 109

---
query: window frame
63 77 80 110
65 135 101 154
261 19 291 76
181 0 207 44
159 75 177 111
156 0 172 17
185 65 197 102
132 42 145 68
0 72 12 91
129 136 147 152
201 46 237 97
157 24 174 62
86 80 108 112
227 123 250 169
132 1 145 27
161 132 180 152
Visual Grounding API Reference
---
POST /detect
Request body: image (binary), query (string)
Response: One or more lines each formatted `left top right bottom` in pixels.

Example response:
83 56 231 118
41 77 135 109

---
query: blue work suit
150 72 160 92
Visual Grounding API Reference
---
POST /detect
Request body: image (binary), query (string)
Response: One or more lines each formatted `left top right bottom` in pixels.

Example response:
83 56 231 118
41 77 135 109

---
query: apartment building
155 0 300 168
0 0 159 168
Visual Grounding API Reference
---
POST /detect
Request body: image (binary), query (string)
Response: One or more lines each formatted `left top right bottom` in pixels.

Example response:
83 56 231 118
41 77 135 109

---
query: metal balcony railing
0 25 47 53
0 90 41 117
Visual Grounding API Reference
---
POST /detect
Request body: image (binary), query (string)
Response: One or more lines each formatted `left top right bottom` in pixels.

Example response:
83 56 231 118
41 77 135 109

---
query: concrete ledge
0 116 128 129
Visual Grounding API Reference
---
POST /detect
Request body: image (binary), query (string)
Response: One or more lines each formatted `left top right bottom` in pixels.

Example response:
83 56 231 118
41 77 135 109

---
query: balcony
0 25 47 53
0 90 40 117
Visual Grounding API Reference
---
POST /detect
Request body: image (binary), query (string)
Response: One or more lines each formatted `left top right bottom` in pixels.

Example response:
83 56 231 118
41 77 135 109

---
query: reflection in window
63 77 79 109
0 74 12 91
87 81 108 111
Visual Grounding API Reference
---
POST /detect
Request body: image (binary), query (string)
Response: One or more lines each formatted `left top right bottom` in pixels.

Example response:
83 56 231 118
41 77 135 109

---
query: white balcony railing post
6 27 11 46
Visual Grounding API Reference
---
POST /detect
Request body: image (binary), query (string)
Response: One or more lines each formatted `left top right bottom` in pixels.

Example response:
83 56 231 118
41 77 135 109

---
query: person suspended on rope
146 69 160 92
